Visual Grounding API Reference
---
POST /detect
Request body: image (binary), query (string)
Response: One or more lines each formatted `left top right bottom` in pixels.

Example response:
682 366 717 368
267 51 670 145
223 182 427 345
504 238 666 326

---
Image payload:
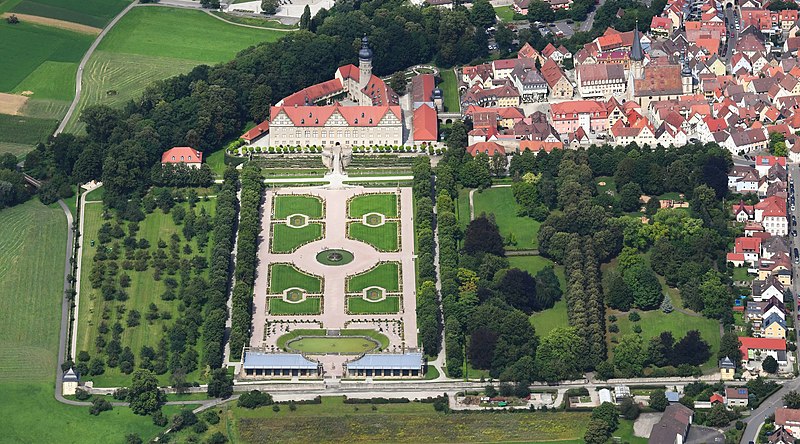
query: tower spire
630 21 644 62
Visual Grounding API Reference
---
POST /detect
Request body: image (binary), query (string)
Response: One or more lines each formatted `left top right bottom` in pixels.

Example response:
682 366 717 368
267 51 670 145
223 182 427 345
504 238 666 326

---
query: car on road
794 216 798 226
795 247 799 258
566 19 574 24
792 230 797 237
792 204 796 211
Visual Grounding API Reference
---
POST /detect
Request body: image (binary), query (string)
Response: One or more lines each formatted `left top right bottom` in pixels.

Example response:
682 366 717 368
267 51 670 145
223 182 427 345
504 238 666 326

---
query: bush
89 397 113 415
237 390 273 409
203 410 220 425
628 312 640 322
75 388 91 400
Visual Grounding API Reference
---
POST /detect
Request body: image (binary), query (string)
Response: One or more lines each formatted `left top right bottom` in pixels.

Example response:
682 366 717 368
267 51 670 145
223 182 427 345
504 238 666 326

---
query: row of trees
230 166 264 360
150 163 214 188
202 168 240 368
413 158 442 356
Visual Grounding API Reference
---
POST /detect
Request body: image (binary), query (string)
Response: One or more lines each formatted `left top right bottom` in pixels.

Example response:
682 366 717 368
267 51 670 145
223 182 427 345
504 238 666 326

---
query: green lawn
273 194 323 219
209 11 299 29
268 297 321 315
472 187 540 250
732 266 754 282
349 193 398 218
347 295 400 314
64 6 282 133
349 221 399 252
77 199 216 386
271 222 322 253
286 336 379 354
438 68 460 113
205 148 226 177
614 420 648 444
276 329 389 350
12 61 79 101
596 176 616 196
494 5 516 21
507 256 570 335
268 263 322 294
12 0 131 28
84 186 104 202
0 199 176 442
347 261 400 292
456 187 471 229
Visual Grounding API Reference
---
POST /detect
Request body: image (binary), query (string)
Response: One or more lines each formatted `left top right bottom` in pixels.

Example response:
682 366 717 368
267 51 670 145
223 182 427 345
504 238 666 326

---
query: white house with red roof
732 236 763 265
755 155 787 178
467 141 505 156
412 104 438 145
161 147 202 168
755 195 788 236
738 336 787 364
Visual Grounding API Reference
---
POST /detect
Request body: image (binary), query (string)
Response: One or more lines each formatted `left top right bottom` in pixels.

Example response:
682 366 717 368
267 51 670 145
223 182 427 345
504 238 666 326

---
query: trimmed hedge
412 158 441 356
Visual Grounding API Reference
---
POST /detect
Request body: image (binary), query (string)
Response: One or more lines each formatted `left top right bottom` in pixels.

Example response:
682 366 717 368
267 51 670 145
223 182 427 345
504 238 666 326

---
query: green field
77 199 216 386
438 68 460 113
349 221 399 252
268 263 322 294
269 297 321 315
472 187 540 250
271 222 322 253
12 0 131 28
494 5 516 21
0 113 58 145
0 199 175 442
347 262 400 292
64 6 283 133
286 336 379 354
349 193 398 218
347 296 400 314
273 195 323 219
276 329 389 350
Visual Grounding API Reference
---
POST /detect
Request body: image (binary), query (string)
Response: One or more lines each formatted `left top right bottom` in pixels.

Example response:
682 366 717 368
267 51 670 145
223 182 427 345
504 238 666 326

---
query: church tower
681 49 693 95
627 22 645 101
358 35 373 91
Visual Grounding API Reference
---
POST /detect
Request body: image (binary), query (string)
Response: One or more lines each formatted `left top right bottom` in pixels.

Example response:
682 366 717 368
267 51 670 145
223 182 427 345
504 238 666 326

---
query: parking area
535 20 575 38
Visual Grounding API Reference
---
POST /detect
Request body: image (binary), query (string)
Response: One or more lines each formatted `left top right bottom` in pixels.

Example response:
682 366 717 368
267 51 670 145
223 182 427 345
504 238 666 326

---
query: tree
584 418 612 444
660 293 674 313
125 434 143 444
261 0 278 14
623 262 663 310
619 397 640 420
719 332 742 366
784 391 800 409
470 0 496 29
494 25 514 53
762 355 779 374
535 327 583 382
89 397 113 415
706 403 733 427
649 389 669 411
605 270 633 311
463 215 505 257
527 0 554 22
613 335 646 378
494 268 538 313
698 270 732 319
207 367 233 398
238 390 273 408
299 5 311 29
468 327 498 369
127 369 164 416
460 156 492 188
619 182 643 212
390 72 408 95
673 330 711 366
6 14 19 24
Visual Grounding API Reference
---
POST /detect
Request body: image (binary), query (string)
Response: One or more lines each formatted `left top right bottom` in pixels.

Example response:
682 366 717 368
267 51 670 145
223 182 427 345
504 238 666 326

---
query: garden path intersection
250 185 418 376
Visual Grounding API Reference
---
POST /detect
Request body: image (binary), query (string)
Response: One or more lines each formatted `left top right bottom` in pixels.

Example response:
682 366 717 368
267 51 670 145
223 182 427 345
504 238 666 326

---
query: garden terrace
348 192 399 218
268 263 322 294
272 194 324 220
347 262 401 293
347 221 400 252
250 155 328 178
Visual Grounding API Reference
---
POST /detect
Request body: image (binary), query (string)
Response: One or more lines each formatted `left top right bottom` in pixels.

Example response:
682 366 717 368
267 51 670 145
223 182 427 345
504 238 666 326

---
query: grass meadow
64 6 283 133
0 199 177 442
347 296 400 314
349 193 398 218
347 261 400 292
269 297 321 315
507 255 570 336
273 194 323 219
76 199 216 386
268 263 322 294
472 186 540 250
11 0 130 28
348 221 399 252
270 222 322 253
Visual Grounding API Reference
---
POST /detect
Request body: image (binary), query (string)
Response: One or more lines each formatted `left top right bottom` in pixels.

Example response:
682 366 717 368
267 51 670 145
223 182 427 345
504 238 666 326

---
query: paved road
580 0 607 33
55 2 136 135
724 6 737 61
54 198 75 405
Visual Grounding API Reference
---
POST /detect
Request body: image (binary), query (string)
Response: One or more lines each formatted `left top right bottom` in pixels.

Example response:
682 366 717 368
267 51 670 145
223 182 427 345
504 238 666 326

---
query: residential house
724 387 749 407
776 408 800 436
550 100 609 134
161 147 203 168
752 275 786 302
738 336 787 365
540 59 573 99
648 404 693 444
768 425 796 444
761 312 787 339
754 195 788 236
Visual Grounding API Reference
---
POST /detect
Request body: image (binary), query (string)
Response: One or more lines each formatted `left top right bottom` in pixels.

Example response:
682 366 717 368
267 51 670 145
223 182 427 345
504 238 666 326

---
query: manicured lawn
84 186 104 202
438 68 460 113
64 6 282 132
0 199 65 383
349 193 398 218
507 256 570 335
494 5 516 21
209 11 298 29
204 148 226 177
613 419 648 444
472 187 540 250
276 329 389 350
12 0 131 28
596 176 616 196
732 266 754 282
268 263 322 293
347 261 400 292
273 195 324 219
77 199 216 386
286 336 379 354
347 296 401 314
271 222 322 253
456 187 471 228
349 221 399 251
268 297 321 315
232 397 591 443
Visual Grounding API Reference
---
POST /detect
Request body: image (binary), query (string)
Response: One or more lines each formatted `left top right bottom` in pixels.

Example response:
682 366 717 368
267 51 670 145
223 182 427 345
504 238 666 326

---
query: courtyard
250 186 418 376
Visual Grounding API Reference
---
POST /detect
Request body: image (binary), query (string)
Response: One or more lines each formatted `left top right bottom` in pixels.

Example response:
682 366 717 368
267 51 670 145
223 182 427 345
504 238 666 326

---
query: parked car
793 230 797 237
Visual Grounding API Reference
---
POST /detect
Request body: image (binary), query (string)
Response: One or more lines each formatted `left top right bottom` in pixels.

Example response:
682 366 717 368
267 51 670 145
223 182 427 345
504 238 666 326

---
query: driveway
686 425 724 444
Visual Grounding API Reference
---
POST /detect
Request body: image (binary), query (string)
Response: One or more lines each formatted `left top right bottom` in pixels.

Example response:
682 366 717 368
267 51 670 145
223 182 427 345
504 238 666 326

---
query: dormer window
301 119 305 124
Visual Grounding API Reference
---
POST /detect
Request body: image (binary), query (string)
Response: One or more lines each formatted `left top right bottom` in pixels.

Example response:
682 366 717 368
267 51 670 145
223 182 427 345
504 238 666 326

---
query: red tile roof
413 104 438 142
270 104 401 127
162 147 202 164
281 79 344 107
467 141 505 156
776 408 800 427
519 140 562 153
735 236 762 253
241 120 269 142
739 336 786 358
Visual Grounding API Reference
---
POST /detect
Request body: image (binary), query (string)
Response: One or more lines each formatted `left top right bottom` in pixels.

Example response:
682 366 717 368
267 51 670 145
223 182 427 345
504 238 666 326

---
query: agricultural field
11 0 131 28
271 222 323 253
64 6 283 133
347 296 400 314
76 197 216 386
349 193 398 218
269 297 321 315
348 221 399 252
472 186 540 250
268 263 322 294
224 397 591 443
273 194 323 219
347 262 400 292
0 199 177 442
